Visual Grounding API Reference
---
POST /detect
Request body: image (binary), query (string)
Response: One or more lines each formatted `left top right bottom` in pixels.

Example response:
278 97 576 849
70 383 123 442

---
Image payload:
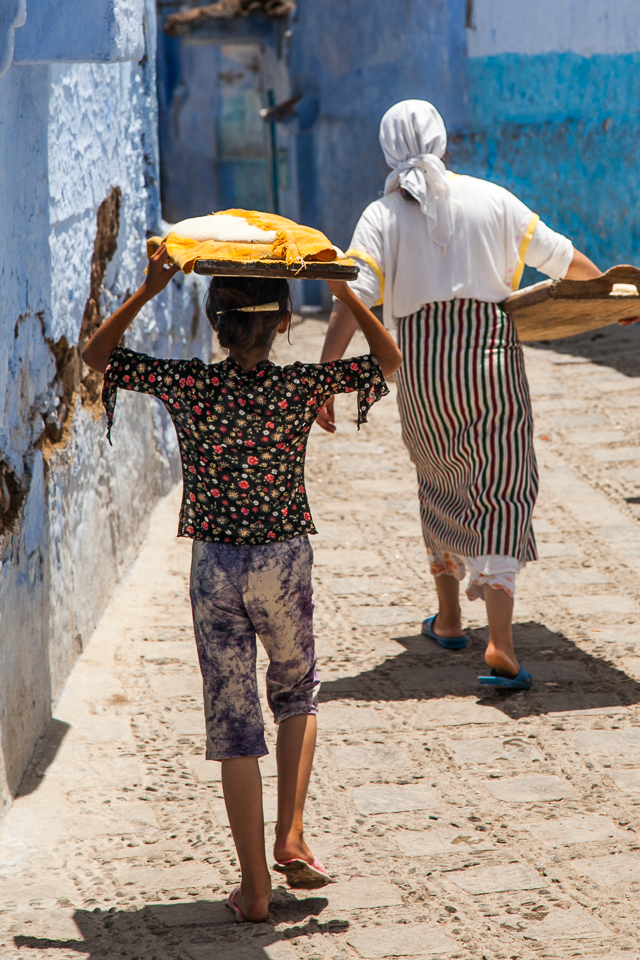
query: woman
317 99 602 689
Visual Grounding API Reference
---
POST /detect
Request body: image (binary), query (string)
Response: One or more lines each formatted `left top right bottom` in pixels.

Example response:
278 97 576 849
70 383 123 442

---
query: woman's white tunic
347 173 574 329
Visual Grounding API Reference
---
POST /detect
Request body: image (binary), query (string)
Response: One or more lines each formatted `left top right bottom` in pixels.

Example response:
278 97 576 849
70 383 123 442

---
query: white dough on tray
169 214 277 244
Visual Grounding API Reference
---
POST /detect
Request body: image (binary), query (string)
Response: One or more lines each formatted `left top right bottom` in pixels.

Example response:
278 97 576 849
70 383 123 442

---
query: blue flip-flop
421 614 468 650
477 664 533 690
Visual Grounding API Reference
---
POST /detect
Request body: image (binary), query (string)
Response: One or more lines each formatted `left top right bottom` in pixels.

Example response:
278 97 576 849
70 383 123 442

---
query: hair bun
205 275 291 354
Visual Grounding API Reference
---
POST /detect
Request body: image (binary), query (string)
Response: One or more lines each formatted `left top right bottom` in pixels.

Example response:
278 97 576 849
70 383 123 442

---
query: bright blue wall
449 51 640 277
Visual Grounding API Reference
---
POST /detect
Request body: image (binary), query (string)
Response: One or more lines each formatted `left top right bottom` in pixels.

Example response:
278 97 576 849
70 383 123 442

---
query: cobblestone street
4 319 640 960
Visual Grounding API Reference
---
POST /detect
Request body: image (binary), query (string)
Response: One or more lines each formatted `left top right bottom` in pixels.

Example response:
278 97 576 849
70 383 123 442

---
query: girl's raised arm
325 280 401 377
82 244 179 373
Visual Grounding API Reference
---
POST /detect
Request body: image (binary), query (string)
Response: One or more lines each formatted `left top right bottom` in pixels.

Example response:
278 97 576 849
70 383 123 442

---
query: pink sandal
273 858 334 889
226 887 270 923
226 887 248 922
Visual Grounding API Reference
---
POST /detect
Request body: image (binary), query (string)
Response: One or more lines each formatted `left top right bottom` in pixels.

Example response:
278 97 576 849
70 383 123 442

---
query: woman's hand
142 243 180 298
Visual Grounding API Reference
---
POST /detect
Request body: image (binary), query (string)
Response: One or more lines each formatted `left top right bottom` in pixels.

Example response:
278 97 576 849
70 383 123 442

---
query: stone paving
3 319 640 960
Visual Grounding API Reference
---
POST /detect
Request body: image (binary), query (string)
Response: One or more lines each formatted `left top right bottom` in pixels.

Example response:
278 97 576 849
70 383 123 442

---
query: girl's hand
82 243 179 373
142 243 180 300
316 396 336 434
324 281 401 377
325 279 351 302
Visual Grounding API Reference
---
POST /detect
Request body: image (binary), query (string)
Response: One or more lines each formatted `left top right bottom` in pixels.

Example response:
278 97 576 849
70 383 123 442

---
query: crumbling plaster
0 0 210 811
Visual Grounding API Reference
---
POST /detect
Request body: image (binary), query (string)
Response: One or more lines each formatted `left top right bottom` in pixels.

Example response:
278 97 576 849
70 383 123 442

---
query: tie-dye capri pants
189 535 320 760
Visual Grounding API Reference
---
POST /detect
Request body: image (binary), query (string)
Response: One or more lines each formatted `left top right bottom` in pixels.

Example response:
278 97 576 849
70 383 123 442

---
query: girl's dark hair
205 275 291 354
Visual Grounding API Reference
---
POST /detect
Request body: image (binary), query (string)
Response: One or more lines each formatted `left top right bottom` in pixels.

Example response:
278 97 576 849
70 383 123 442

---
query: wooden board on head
192 259 359 281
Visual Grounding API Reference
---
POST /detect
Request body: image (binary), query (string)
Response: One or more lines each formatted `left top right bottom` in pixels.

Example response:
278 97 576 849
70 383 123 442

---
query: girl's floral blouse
102 348 388 545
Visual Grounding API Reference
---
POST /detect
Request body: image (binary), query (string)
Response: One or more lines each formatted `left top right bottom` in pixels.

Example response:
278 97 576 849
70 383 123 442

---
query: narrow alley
3 319 640 960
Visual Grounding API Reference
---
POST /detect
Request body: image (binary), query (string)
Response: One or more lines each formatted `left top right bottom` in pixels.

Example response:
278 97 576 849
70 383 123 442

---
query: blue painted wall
157 34 272 221
449 51 640 280
449 0 640 280
155 0 467 303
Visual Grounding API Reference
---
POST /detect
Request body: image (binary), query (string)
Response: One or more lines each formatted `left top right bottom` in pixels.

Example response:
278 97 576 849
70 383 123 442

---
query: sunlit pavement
3 320 640 959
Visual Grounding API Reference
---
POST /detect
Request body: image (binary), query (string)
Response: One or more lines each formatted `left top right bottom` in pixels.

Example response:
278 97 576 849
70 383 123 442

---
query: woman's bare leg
273 714 317 864
432 574 463 637
483 585 519 677
221 756 271 921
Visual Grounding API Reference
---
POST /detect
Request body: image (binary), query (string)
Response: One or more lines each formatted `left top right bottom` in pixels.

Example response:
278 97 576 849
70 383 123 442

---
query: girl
82 243 402 923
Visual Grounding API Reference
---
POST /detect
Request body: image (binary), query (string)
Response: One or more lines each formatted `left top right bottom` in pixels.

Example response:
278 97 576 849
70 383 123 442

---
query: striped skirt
396 299 538 563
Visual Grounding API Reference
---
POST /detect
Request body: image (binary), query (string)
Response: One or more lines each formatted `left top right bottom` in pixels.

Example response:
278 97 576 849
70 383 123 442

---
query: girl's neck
228 347 271 373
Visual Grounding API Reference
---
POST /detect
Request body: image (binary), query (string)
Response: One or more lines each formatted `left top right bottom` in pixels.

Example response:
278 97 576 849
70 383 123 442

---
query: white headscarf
379 99 452 250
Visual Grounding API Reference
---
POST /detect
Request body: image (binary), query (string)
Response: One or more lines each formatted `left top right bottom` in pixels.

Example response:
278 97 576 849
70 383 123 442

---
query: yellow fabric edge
345 248 384 306
512 213 540 291
150 234 354 275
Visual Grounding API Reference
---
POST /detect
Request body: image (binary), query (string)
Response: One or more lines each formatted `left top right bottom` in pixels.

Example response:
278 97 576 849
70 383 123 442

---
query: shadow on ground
529 321 640 379
15 718 70 798
13 888 341 959
319 620 640 718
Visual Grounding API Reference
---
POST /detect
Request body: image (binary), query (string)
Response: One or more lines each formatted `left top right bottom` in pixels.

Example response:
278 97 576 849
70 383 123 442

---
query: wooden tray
193 259 359 281
502 265 640 342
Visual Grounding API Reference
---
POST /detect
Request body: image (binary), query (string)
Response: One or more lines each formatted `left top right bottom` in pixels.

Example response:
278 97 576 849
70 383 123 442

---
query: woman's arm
564 248 601 281
316 297 367 435
325 280 401 377
82 244 179 373
562 249 640 325
320 300 359 363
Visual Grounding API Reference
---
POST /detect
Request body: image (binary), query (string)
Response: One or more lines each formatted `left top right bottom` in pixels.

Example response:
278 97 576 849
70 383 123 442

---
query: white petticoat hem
428 551 524 600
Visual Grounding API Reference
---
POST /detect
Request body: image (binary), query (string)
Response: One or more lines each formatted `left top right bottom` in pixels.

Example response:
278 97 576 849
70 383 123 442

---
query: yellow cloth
148 209 353 274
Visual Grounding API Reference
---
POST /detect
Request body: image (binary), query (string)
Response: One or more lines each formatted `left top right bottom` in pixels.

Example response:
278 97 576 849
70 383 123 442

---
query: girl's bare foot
273 828 315 865
219 756 272 922
231 882 271 923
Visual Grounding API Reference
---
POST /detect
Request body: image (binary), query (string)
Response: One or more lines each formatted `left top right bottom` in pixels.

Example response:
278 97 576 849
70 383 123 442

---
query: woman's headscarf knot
379 99 452 250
